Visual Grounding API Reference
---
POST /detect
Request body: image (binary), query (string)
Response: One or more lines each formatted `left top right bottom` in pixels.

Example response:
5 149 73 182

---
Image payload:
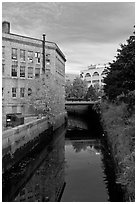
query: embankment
99 101 135 202
2 112 67 173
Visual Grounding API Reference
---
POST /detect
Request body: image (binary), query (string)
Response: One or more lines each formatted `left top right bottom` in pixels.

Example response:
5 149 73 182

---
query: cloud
62 41 120 74
2 2 135 74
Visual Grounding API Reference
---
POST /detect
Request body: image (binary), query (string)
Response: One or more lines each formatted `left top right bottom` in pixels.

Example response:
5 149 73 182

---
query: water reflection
70 140 101 154
3 114 124 202
62 114 123 202
61 139 108 202
3 127 66 202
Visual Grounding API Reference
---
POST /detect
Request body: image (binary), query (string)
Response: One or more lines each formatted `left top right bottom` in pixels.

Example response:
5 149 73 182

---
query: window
92 80 99 83
35 68 40 78
85 73 91 77
20 88 25 97
12 87 17 97
2 64 5 75
2 46 5 59
80 73 83 78
35 52 41 63
28 51 33 62
12 48 17 60
20 66 25 77
46 54 50 64
2 88 3 97
92 72 99 77
11 61 18 77
20 49 25 61
28 88 32 96
101 79 104 83
28 67 33 78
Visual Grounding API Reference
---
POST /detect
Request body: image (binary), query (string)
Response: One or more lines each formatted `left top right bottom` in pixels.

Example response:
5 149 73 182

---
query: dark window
2 64 5 75
12 48 17 60
101 79 104 83
2 46 5 59
20 66 25 77
92 80 99 83
46 54 50 64
92 72 99 77
20 49 25 61
35 52 41 63
85 73 91 77
35 68 40 78
2 88 4 98
28 88 32 96
28 51 33 62
28 67 33 78
11 61 18 77
12 87 17 97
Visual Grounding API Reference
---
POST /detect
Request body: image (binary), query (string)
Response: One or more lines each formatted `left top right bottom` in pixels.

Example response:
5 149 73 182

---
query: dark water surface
61 139 108 202
3 114 123 202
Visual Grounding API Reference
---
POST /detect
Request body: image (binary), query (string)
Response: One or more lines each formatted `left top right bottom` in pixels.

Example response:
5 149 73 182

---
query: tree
65 77 88 100
65 80 73 100
85 85 98 101
27 73 65 117
104 31 135 101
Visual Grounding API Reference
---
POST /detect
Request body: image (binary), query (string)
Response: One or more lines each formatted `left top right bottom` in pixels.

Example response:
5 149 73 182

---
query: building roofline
3 32 66 61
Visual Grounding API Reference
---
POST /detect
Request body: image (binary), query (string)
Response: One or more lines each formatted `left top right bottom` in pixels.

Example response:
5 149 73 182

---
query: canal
2 111 123 202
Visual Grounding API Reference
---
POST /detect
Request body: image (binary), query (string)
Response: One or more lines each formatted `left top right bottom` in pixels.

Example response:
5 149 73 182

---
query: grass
100 100 135 201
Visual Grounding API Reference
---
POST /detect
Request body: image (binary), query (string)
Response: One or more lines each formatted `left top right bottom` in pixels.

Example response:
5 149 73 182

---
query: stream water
2 114 123 202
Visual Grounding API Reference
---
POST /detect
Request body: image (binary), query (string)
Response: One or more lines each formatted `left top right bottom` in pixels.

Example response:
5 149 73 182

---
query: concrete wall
2 111 67 173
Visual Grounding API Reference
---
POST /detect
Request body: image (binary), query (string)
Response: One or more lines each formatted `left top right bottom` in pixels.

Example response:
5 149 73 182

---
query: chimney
2 21 10 33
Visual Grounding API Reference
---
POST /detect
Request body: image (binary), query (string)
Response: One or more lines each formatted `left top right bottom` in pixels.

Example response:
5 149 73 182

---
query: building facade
2 21 66 120
80 64 109 88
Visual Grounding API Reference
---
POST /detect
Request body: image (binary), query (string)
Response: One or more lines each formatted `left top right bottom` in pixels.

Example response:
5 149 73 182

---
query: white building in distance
80 64 109 88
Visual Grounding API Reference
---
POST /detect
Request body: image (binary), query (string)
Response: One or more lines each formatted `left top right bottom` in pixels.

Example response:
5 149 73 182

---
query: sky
2 2 135 74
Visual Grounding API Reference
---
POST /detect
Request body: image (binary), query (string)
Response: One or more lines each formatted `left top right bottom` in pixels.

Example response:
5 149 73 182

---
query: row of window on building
2 87 32 98
2 46 52 64
82 71 106 78
2 46 42 63
2 63 42 78
86 79 104 84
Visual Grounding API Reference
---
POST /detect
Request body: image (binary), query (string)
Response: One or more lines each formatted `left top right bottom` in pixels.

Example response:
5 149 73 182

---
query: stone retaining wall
2 111 67 173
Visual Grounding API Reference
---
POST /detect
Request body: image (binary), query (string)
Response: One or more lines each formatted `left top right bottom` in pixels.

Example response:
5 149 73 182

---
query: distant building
80 64 109 88
2 21 66 121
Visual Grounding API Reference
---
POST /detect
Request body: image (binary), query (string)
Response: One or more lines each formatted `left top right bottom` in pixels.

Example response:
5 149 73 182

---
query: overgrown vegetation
100 95 135 201
99 29 135 201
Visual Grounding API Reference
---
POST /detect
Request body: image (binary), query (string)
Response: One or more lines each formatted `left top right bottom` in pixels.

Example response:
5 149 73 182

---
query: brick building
2 21 66 121
80 64 109 88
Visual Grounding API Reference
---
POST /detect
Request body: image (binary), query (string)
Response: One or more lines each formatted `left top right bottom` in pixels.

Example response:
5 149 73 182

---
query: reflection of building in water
14 134 65 202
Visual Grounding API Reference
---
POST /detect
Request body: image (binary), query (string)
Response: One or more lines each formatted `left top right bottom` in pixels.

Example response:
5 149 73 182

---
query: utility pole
42 33 46 74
